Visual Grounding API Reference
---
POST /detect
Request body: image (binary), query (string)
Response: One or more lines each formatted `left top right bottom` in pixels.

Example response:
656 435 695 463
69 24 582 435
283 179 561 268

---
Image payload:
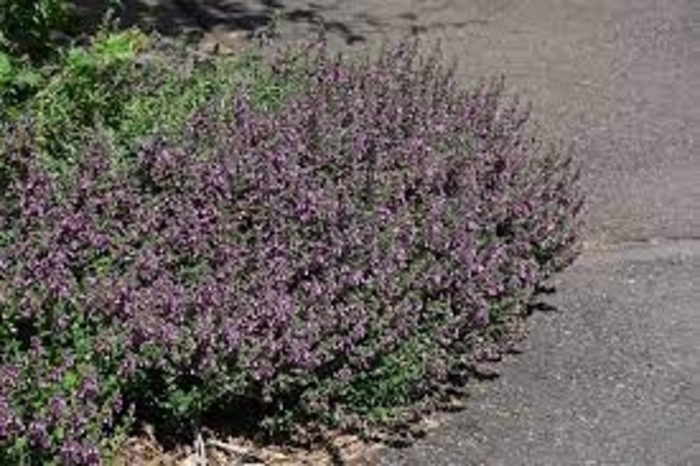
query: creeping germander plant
0 39 583 463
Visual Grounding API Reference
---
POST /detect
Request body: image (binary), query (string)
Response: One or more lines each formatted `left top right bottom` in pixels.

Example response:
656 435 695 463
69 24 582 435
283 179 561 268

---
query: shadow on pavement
75 0 365 44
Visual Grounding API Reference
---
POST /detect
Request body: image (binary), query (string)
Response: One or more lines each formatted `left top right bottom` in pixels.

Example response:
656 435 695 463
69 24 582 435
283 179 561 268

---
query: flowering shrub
0 39 583 463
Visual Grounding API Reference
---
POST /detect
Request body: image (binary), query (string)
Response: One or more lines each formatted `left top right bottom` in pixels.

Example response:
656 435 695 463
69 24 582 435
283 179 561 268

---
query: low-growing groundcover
0 39 583 464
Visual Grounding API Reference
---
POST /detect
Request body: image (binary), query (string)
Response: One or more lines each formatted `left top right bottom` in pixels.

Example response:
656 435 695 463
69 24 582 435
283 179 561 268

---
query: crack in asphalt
580 236 700 263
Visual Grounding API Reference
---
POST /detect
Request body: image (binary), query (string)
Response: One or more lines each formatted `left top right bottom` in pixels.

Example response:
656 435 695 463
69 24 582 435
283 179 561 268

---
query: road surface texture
79 1 700 464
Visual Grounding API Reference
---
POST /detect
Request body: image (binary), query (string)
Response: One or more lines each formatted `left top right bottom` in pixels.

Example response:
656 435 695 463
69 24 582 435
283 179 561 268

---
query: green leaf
65 46 95 73
0 51 14 82
13 68 43 88
61 369 79 391
164 387 199 417
93 30 148 65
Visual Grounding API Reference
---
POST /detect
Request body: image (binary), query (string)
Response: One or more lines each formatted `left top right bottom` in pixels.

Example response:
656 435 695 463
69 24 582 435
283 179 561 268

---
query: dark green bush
0 0 74 62
0 0 77 114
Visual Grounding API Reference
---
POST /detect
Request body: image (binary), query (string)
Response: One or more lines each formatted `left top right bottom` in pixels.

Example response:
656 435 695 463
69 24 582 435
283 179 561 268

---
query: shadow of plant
75 0 366 44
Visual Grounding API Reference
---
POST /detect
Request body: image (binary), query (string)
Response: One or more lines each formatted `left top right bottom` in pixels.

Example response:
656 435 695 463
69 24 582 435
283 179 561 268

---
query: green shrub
27 28 149 174
0 52 46 115
0 0 76 113
2 28 303 180
0 0 74 62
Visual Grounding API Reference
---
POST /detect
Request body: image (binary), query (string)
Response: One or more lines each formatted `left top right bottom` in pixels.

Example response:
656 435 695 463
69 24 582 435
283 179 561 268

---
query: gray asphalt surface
86 1 700 464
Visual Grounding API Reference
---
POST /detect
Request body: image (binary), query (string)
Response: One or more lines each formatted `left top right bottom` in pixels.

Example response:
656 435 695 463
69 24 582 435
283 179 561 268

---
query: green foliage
118 45 302 140
0 52 46 114
3 29 302 177
28 28 149 174
335 300 452 422
117 51 254 148
0 0 74 62
0 2 130 123
342 334 431 419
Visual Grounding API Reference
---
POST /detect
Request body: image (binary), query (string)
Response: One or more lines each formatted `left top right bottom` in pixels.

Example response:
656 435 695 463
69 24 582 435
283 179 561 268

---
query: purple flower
0 396 18 440
48 395 69 423
28 420 49 448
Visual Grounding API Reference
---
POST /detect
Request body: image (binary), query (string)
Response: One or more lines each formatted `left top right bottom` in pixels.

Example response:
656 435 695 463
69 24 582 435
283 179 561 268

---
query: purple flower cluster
0 40 583 462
